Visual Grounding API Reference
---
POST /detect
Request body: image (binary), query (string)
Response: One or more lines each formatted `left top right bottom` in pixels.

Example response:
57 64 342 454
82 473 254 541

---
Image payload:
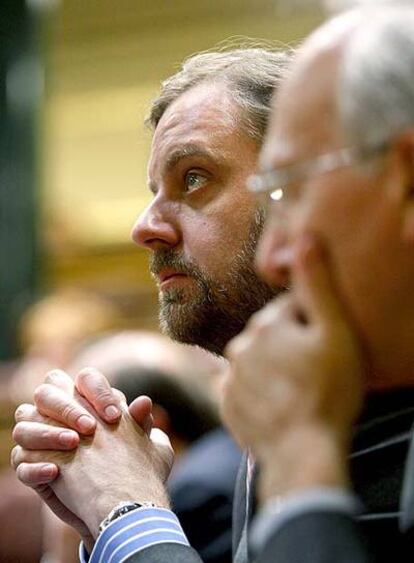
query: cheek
292 178 386 260
180 200 257 276
296 184 402 331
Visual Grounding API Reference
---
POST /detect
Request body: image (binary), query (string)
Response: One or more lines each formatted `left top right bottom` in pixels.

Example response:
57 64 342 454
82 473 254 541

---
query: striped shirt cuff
79 507 190 563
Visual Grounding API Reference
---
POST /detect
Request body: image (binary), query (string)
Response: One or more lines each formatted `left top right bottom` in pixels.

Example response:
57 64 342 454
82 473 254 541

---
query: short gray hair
338 5 414 147
147 43 293 143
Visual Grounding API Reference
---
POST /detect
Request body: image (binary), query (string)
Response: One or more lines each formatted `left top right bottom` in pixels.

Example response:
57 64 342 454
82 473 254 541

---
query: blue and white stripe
80 507 190 563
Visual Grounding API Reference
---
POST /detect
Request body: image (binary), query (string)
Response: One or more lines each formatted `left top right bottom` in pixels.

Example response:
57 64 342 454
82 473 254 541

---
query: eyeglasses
247 140 390 204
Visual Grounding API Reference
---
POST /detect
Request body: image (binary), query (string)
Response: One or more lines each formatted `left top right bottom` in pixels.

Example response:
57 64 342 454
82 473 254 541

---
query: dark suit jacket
124 389 414 562
249 388 414 563
168 428 242 563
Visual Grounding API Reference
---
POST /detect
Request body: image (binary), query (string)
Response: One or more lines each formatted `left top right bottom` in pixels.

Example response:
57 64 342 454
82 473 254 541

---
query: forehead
261 47 346 169
148 82 246 173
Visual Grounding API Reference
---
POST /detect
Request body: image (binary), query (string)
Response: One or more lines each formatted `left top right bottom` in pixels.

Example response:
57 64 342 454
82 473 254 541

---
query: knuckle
75 368 91 386
222 366 235 390
33 383 52 406
77 368 116 406
10 446 16 467
77 367 106 388
16 463 32 485
227 333 250 361
15 464 26 484
112 388 126 404
224 340 236 361
12 422 25 443
94 388 115 406
40 427 53 442
14 403 33 422
10 445 22 468
220 391 232 424
61 403 78 423
252 300 282 329
44 369 64 385
247 307 265 330
247 306 276 336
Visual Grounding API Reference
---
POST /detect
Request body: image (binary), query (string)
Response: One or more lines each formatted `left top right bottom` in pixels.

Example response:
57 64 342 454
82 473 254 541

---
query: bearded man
10 46 289 563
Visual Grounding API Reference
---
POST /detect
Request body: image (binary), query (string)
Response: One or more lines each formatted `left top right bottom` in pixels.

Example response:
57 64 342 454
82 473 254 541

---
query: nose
131 200 181 251
255 219 293 288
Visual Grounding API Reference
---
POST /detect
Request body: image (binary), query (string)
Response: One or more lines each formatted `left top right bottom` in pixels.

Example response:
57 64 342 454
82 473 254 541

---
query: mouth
157 269 189 289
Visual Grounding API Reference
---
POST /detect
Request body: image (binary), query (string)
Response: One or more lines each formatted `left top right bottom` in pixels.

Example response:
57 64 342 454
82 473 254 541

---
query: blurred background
0 0 333 560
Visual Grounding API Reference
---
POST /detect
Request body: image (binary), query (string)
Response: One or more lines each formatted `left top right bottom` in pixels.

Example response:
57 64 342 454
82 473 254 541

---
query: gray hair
147 43 293 144
338 4 414 147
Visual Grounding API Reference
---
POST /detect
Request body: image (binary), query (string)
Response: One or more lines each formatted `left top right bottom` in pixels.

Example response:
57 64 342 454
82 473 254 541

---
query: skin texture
12 415 172 548
12 370 172 552
12 369 158 548
256 33 414 389
134 81 259 278
132 81 274 354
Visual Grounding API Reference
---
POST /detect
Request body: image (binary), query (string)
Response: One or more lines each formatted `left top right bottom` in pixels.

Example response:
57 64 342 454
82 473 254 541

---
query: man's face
256 46 414 384
132 82 275 355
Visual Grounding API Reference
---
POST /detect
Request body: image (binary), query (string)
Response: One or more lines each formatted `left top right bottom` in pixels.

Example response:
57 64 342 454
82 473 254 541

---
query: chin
158 306 220 355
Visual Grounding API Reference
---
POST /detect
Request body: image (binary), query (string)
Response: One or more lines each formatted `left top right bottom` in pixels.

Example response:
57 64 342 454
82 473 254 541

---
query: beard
149 209 278 356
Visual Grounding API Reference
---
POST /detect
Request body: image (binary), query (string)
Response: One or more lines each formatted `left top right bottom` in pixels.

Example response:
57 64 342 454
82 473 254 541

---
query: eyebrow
165 144 217 171
148 143 220 194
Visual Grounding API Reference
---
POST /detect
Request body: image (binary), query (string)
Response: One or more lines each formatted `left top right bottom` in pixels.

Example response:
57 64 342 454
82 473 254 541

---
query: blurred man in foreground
223 3 414 561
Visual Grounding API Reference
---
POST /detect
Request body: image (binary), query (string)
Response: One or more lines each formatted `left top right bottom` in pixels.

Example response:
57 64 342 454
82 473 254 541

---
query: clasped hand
11 368 173 551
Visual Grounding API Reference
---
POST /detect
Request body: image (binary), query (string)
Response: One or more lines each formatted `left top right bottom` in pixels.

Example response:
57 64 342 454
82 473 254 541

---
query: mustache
149 249 201 279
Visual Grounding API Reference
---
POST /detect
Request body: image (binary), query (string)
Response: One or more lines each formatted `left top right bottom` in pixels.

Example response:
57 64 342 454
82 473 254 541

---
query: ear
394 131 414 245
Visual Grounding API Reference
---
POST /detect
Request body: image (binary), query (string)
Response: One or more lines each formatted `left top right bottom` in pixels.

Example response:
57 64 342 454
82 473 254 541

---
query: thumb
129 395 154 436
292 233 347 327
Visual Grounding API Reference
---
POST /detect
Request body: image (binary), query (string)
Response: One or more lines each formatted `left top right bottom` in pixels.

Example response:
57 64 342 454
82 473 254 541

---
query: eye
184 170 209 193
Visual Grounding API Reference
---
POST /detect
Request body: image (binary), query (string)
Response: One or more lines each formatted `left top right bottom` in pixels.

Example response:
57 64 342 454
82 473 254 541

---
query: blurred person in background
0 289 120 562
0 397 43 563
9 288 121 404
10 45 290 563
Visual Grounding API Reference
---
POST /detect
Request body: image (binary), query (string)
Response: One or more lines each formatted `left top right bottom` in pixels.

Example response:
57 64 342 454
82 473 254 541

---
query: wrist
87 485 171 539
257 424 352 505
98 501 158 534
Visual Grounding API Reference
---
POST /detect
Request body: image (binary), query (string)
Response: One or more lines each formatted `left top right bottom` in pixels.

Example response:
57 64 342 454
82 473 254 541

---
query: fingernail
78 415 96 433
59 431 77 447
104 405 120 421
40 464 56 478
